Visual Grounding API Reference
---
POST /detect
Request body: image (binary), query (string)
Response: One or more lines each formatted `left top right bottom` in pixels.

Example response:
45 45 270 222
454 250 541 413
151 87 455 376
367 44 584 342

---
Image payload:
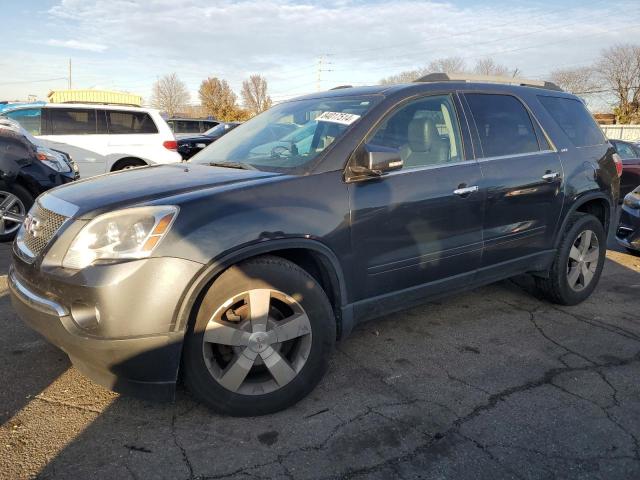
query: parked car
616 186 640 254
0 118 77 241
609 139 640 198
9 74 620 416
167 118 219 136
178 122 241 160
1 103 182 177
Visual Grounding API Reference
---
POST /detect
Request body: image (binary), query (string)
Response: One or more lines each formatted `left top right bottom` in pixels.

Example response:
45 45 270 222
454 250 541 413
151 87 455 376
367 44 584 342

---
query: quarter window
368 94 464 168
466 93 540 157
107 111 158 134
538 96 605 148
49 108 97 135
5 108 42 136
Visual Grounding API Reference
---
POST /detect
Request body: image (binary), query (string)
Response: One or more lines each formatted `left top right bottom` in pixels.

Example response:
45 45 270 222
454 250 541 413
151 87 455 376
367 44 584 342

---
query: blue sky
1 0 639 106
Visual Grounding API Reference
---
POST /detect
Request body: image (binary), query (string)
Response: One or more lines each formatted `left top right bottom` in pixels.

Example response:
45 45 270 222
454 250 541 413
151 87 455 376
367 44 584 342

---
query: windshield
191 96 376 172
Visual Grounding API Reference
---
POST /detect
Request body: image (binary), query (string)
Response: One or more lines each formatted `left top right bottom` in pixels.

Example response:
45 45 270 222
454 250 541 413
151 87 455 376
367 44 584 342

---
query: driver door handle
453 185 479 196
542 171 560 181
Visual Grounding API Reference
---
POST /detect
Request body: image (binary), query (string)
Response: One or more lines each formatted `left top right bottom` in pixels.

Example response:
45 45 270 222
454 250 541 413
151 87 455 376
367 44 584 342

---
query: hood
46 163 281 217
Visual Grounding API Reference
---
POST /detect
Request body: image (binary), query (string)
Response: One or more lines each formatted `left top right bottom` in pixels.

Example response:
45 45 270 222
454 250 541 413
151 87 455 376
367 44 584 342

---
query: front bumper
9 255 203 401
616 204 640 251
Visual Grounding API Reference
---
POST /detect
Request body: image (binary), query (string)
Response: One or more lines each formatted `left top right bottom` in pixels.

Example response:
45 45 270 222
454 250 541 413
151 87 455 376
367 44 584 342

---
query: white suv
2 104 182 177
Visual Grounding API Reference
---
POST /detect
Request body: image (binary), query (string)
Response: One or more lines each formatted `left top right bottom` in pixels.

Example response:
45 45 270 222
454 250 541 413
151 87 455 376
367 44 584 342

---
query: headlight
623 191 640 209
62 206 178 269
36 147 72 173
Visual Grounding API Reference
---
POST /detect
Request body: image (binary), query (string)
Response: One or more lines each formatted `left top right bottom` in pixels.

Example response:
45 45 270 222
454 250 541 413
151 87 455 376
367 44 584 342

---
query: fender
172 237 352 337
553 191 613 250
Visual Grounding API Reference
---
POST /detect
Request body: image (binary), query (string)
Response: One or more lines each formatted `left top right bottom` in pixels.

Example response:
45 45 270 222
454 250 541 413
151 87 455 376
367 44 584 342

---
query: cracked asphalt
1 237 640 480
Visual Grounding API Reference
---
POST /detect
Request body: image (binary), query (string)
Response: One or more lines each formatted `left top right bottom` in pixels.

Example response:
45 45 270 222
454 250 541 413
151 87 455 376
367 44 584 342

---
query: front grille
22 202 68 257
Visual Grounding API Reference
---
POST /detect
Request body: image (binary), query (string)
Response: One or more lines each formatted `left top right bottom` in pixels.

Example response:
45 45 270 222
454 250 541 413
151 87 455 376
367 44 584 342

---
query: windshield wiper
208 161 256 170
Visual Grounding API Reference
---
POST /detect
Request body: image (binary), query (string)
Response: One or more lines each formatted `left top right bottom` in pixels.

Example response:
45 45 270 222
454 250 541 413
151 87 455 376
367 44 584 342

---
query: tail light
613 152 623 177
163 140 178 151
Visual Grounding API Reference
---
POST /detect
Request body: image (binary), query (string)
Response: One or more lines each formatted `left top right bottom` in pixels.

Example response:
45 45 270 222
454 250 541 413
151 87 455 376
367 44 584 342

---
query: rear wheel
112 158 146 171
182 256 335 416
535 213 606 305
0 185 32 242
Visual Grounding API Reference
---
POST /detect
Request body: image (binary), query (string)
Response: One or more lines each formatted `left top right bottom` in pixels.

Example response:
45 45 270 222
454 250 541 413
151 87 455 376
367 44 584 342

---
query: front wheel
535 213 606 305
0 185 33 242
182 256 336 416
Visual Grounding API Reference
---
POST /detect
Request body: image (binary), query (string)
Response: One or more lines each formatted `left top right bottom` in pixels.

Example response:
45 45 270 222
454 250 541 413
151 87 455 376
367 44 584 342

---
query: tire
0 184 33 242
112 159 146 171
535 213 606 305
182 255 336 416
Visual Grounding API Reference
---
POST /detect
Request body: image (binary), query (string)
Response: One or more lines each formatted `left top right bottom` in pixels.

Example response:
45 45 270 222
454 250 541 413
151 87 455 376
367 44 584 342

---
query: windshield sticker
316 111 361 126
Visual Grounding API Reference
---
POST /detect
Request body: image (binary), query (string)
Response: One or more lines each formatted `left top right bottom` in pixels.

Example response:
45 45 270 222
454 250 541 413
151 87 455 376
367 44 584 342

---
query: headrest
408 117 440 152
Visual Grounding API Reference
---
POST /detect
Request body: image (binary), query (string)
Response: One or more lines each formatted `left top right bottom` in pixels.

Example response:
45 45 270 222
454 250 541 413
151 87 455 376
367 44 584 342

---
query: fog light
71 302 101 332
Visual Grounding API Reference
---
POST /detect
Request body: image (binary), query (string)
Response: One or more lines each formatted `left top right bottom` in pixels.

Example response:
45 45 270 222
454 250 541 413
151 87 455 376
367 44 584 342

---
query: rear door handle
453 185 479 196
542 171 560 181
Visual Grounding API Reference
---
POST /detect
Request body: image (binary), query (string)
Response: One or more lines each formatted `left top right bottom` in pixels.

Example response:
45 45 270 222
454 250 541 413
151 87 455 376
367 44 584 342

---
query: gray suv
9 74 620 415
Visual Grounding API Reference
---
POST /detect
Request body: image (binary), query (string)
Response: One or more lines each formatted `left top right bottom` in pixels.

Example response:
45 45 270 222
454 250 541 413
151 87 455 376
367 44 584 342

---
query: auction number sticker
316 111 361 125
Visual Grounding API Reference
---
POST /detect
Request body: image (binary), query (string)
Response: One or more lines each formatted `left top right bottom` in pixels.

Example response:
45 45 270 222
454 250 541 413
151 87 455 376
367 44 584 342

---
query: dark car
9 74 620 416
177 122 241 160
616 186 640 253
167 118 219 135
0 119 77 241
610 139 640 198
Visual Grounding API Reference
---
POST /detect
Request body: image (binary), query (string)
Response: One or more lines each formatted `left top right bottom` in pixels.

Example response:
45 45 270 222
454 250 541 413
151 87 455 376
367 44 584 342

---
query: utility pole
316 54 333 92
316 55 323 92
68 58 72 90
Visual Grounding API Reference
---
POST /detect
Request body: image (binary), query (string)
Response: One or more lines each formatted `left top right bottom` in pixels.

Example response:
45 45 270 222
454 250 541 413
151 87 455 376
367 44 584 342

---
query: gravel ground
1 238 639 480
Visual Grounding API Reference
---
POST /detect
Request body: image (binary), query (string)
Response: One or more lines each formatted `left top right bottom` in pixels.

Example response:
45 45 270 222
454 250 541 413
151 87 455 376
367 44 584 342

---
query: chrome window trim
475 149 556 163
383 159 477 177
8 269 68 317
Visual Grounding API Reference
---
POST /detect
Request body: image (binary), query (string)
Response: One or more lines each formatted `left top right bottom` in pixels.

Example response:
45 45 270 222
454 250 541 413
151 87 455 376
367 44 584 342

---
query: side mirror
350 143 403 179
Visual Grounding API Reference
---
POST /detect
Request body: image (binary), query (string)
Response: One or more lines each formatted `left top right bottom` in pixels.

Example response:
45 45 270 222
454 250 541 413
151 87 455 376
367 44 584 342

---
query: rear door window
465 93 541 158
613 141 637 160
49 108 97 135
5 108 42 135
107 111 158 134
538 96 605 147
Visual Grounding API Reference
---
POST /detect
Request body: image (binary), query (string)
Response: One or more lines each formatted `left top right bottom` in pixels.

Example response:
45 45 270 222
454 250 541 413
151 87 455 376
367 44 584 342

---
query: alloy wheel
0 191 26 235
566 229 600 292
202 289 312 395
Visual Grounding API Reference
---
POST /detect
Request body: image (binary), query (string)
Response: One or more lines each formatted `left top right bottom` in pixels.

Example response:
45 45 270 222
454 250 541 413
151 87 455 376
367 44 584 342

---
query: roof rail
330 85 352 90
413 73 562 91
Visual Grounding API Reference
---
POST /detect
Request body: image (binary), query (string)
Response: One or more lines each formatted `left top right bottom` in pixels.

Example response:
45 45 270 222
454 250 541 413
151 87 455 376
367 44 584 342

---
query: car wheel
535 213 606 305
182 255 336 416
0 185 32 242
113 159 146 171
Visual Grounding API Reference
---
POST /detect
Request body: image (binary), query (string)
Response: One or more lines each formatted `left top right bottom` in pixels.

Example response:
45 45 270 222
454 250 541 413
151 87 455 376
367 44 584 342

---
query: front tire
535 213 606 305
182 256 336 416
0 185 33 242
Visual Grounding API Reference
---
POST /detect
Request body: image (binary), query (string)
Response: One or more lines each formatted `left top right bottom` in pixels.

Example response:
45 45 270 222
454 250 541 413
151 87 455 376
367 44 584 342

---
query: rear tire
535 213 606 305
112 158 146 171
182 255 336 416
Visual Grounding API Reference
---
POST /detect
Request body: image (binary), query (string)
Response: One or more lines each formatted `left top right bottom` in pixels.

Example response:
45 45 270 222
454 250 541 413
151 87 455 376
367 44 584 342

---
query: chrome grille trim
16 194 76 261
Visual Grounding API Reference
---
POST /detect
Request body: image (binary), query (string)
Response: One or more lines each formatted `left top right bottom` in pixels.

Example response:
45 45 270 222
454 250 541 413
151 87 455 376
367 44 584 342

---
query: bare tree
550 66 600 94
473 58 520 77
380 68 428 85
241 75 272 115
427 56 466 74
198 77 238 121
595 44 640 122
150 73 190 117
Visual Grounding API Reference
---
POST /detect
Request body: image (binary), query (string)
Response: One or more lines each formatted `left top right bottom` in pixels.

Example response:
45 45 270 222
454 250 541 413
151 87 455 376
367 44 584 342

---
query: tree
150 73 190 117
595 44 640 122
473 58 520 77
550 66 600 95
427 56 466 74
198 77 239 121
241 75 272 115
